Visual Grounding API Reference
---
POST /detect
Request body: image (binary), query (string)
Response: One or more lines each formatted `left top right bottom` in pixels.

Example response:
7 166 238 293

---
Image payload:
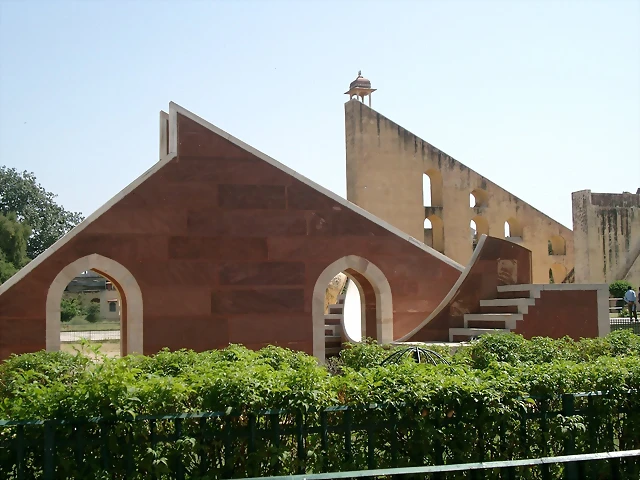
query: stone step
449 327 510 342
328 304 344 314
464 313 522 329
325 335 342 348
325 347 341 357
325 317 341 326
496 290 534 299
324 324 342 336
479 304 519 314
480 298 536 314
336 294 346 305
324 313 343 320
496 285 540 299
464 313 523 321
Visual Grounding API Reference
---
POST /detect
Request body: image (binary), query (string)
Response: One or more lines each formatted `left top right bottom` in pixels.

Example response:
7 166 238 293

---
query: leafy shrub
610 279 633 298
84 302 101 322
1 334 640 478
59 297 83 322
338 338 395 370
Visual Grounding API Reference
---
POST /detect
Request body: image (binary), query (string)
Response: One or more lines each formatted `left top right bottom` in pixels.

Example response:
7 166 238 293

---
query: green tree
60 297 84 323
610 280 633 299
0 212 31 283
84 302 101 323
0 166 83 260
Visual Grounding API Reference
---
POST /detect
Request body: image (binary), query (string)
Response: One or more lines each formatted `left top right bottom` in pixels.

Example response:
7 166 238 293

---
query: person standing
623 286 638 322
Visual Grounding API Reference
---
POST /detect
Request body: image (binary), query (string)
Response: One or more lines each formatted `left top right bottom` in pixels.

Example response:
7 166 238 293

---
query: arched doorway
46 254 143 356
312 256 392 363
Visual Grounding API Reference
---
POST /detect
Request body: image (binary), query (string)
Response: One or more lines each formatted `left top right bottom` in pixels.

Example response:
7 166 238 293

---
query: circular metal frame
380 346 450 366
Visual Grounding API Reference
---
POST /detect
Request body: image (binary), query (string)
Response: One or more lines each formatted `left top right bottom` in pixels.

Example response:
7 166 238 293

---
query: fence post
295 410 305 474
562 394 578 480
320 410 328 471
270 412 281 476
366 406 375 470
16 425 25 480
344 408 353 468
43 421 55 480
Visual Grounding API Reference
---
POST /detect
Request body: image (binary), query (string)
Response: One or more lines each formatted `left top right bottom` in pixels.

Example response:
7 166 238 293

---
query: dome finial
358 70 362 76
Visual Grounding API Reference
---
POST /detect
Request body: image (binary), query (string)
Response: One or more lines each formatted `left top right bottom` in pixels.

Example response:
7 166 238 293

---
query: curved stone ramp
396 235 533 343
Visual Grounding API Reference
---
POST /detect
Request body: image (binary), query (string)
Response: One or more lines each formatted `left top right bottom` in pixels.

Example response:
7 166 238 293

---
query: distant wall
572 189 640 287
345 100 574 284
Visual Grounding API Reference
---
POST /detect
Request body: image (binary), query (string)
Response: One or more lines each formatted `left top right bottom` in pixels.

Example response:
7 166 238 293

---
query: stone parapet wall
572 189 640 287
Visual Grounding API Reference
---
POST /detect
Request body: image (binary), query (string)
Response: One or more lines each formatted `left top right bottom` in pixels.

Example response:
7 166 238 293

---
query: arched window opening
46 254 143 357
324 274 361 354
313 256 393 363
470 220 477 248
548 235 566 255
426 215 444 253
424 169 443 207
423 174 432 207
60 270 121 357
424 217 433 247
470 216 489 250
470 188 489 208
504 217 523 238
550 263 568 284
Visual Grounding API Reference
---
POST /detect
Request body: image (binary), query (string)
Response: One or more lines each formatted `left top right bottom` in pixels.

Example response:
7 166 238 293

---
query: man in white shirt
623 286 638 322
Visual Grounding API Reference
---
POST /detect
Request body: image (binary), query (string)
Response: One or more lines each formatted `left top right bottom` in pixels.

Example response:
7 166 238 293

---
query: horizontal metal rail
245 449 640 479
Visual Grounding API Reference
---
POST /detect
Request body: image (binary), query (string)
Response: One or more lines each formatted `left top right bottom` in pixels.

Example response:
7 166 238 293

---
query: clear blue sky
1 0 638 229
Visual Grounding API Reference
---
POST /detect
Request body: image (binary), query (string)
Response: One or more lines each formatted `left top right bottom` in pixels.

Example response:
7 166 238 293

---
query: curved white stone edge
396 235 489 342
167 102 465 273
46 254 143 355
312 256 393 363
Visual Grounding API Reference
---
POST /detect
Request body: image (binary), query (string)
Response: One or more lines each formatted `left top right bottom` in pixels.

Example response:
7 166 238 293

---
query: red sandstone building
0 103 610 362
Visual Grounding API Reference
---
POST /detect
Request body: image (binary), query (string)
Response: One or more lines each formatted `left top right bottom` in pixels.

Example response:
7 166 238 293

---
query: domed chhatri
349 70 372 89
345 70 376 107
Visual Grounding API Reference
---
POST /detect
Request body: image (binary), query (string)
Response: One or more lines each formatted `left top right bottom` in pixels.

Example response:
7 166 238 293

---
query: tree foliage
610 280 633 298
60 297 84 323
84 302 101 323
0 166 83 261
0 212 31 283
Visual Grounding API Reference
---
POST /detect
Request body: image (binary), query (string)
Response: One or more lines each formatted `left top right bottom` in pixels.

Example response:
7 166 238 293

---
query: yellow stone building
344 73 574 284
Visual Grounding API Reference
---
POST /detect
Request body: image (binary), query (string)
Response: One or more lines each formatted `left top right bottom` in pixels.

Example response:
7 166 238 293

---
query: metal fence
1 389 639 479
610 317 640 334
59 330 120 342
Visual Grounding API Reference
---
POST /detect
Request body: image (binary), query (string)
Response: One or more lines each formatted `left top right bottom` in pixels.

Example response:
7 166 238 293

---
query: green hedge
1 332 640 478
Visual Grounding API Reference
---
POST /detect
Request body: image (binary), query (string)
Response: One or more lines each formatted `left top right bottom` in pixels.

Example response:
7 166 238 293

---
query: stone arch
46 254 143 355
426 215 444 253
312 256 392 363
504 217 523 238
470 215 489 250
548 235 566 255
549 263 567 284
470 188 489 208
424 169 443 207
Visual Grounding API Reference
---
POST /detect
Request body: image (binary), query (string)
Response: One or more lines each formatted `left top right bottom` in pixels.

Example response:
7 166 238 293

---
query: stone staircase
325 294 346 358
448 285 537 342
